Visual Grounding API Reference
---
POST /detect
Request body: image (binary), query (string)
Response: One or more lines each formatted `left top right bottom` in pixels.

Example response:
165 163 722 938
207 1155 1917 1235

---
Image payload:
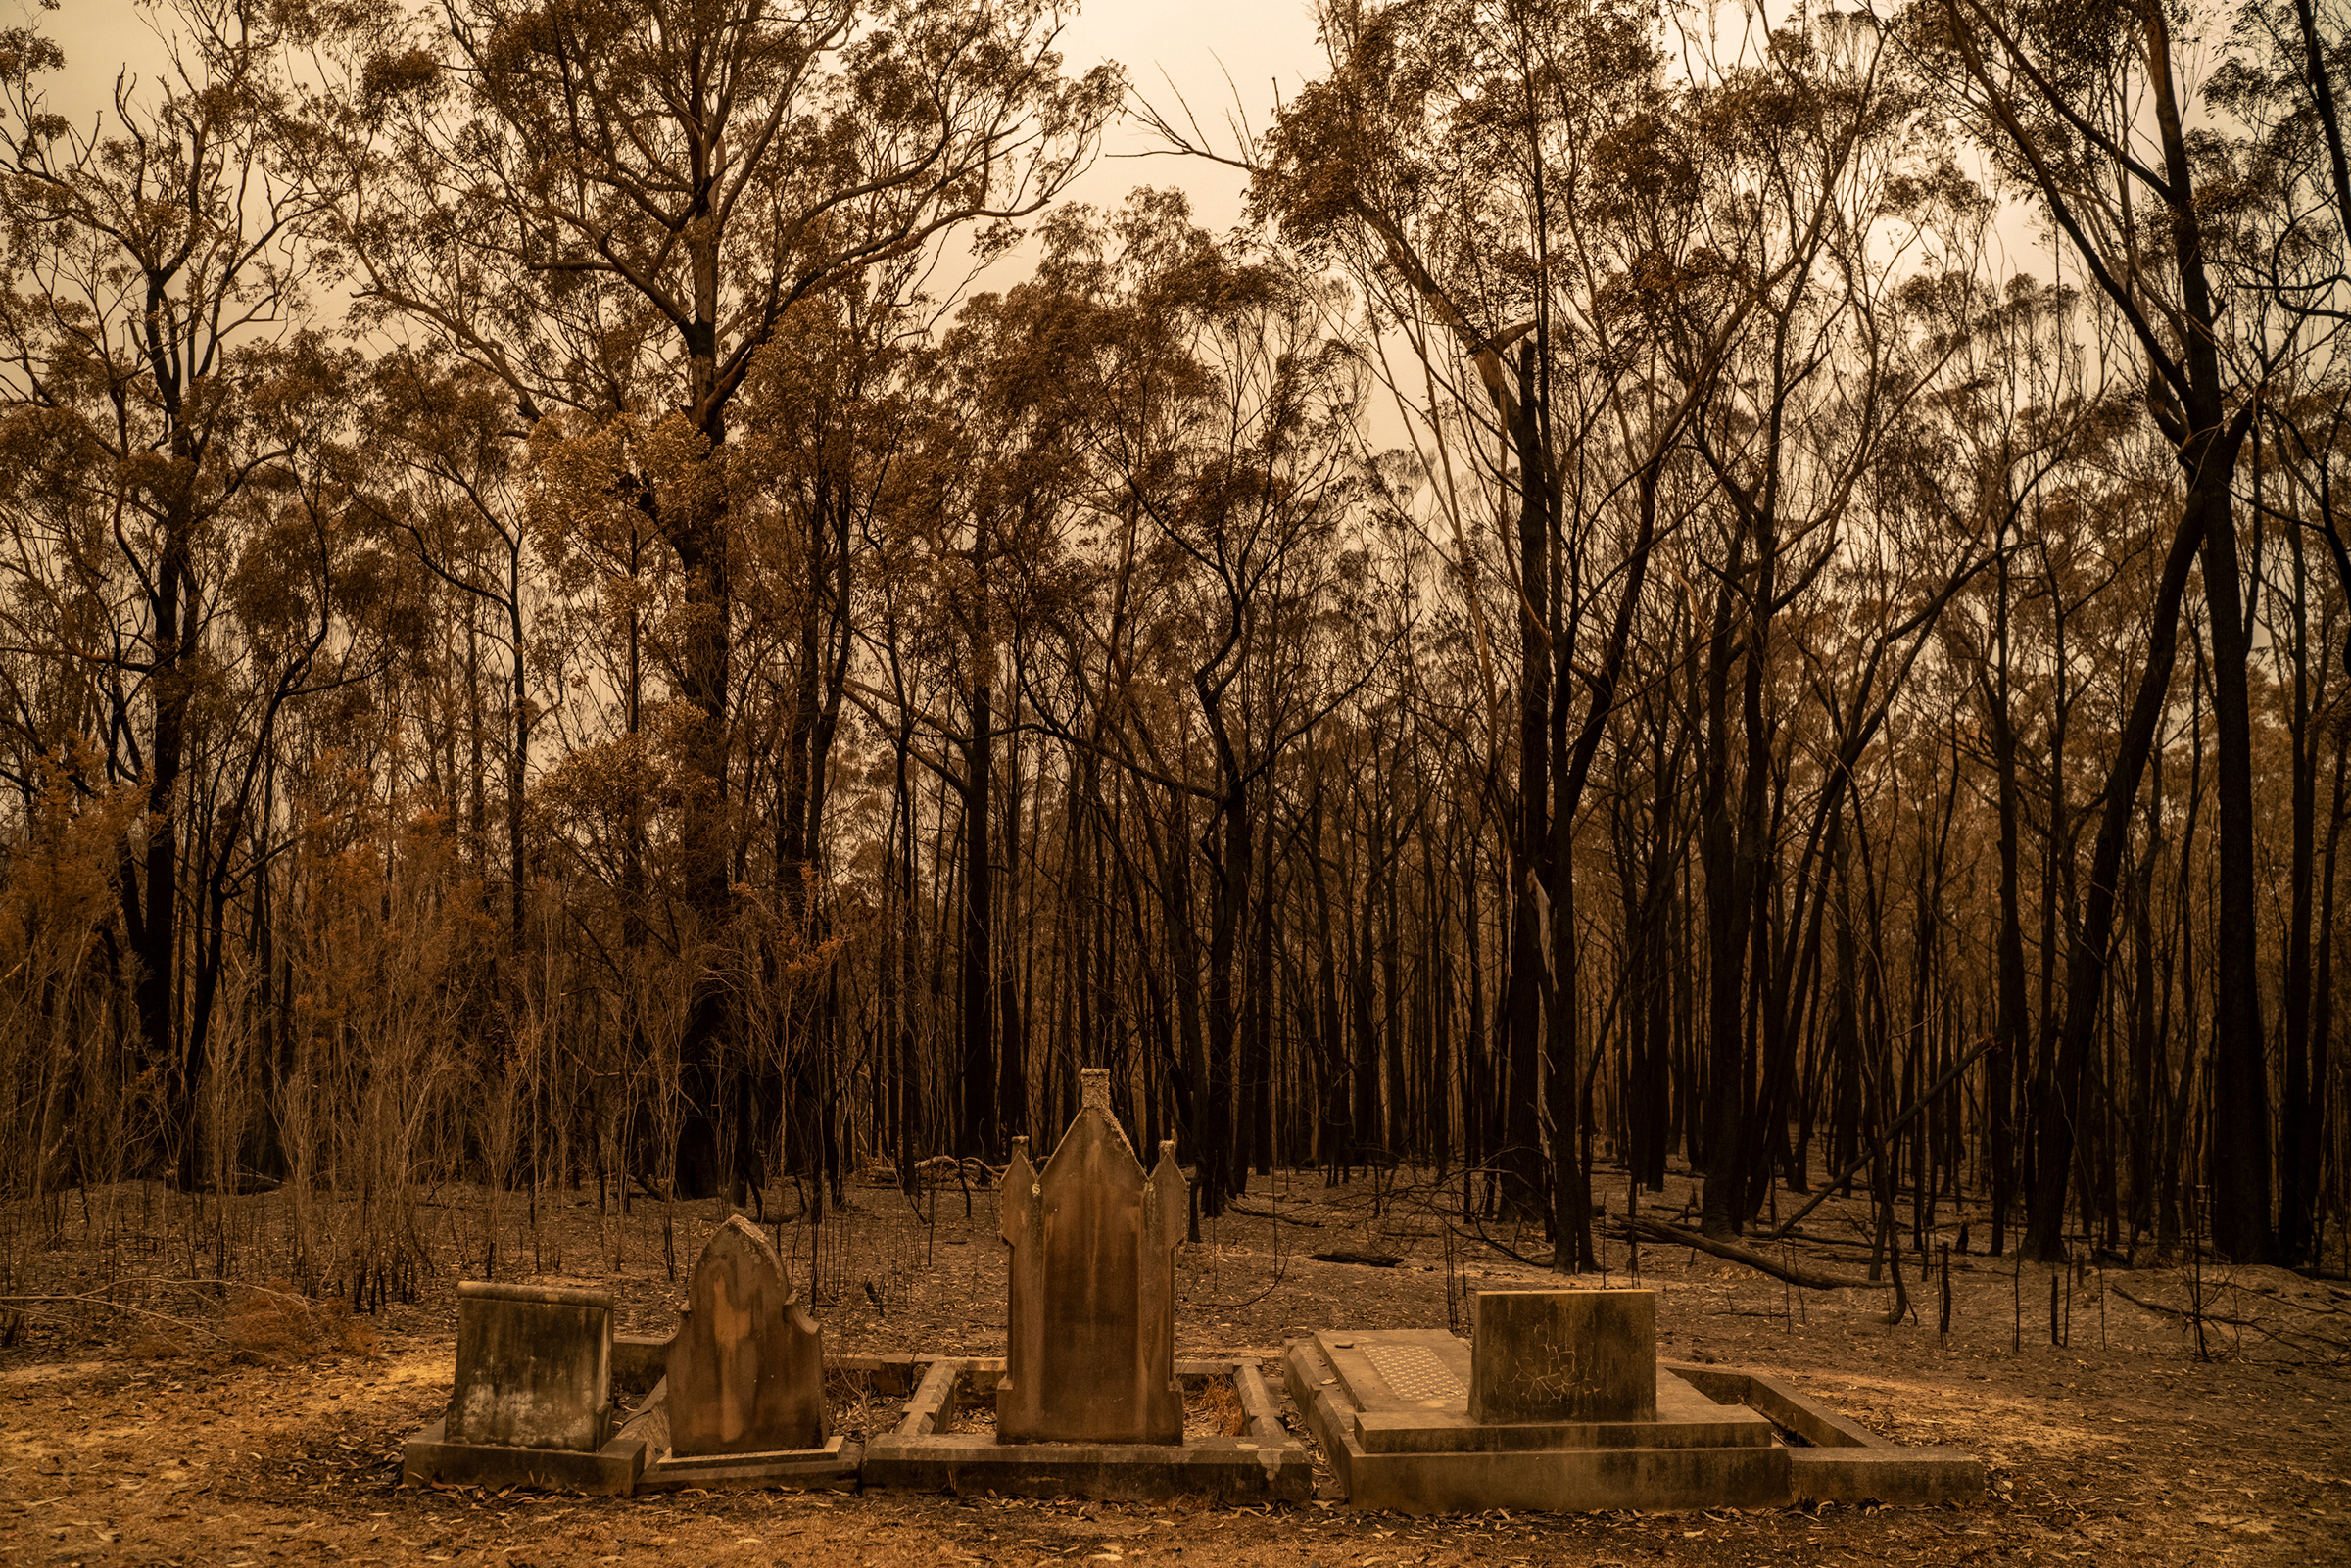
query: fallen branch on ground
912 1154 1004 1184
0 1293 230 1341
1225 1202 1322 1227
1607 1214 1886 1290
2111 1286 2351 1354
1443 1215 1548 1268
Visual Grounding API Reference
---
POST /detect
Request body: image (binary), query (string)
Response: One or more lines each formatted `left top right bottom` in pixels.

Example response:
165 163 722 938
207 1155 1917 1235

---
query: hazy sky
25 0 1329 235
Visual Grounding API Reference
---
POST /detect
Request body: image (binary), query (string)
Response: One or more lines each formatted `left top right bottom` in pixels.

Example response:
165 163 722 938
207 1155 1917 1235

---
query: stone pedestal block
1467 1290 1655 1425
446 1281 614 1451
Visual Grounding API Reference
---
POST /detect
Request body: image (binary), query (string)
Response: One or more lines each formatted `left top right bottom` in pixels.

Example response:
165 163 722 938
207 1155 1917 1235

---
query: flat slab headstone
1307 1326 1760 1453
668 1215 829 1456
1468 1289 1656 1425
1287 1332 1782 1513
997 1067 1186 1445
446 1281 614 1452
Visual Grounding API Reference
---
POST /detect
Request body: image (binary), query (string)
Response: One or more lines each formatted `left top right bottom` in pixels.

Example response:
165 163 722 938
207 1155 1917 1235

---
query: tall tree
1917 0 2283 1260
0 1 341 1179
337 0 1116 1192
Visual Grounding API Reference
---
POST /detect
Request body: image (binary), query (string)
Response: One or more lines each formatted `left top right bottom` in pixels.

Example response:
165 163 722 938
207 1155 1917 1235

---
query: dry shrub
222 1280 378 1364
1195 1377 1247 1437
121 1327 185 1361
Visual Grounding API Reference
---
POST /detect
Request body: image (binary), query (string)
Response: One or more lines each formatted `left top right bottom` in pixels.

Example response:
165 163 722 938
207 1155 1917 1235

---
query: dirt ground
2 1164 2347 1567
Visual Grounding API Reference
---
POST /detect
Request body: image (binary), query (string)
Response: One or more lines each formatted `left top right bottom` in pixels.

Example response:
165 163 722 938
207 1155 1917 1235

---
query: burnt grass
2 1164 2346 1566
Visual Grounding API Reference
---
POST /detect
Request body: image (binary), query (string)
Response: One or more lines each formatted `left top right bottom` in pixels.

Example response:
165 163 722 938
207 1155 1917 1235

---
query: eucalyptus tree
1223 0 1923 1260
880 256 1095 1159
335 0 1118 1193
1231 0 1674 1237
2210 0 2351 1266
1904 261 2121 1255
1001 196 1372 1212
0 2 355 1180
1908 0 2317 1261
348 351 547 955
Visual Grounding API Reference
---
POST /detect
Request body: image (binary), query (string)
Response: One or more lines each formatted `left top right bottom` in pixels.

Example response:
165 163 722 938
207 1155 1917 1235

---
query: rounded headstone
668 1215 828 1455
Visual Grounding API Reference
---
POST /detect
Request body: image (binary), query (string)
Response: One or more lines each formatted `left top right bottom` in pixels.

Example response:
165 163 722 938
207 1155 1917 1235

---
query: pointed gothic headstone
668 1215 828 1456
997 1068 1187 1445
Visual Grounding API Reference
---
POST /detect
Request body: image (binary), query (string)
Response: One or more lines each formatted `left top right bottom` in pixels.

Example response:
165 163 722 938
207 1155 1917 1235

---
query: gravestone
405 1280 645 1494
446 1281 614 1451
1468 1289 1656 1424
668 1215 828 1455
863 1065 1311 1497
997 1067 1187 1445
1284 1283 1984 1514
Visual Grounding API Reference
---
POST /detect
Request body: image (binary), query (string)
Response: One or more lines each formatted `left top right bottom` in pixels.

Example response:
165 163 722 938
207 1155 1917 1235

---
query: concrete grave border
1286 1331 1986 1514
862 1355 1311 1503
1663 1362 1986 1506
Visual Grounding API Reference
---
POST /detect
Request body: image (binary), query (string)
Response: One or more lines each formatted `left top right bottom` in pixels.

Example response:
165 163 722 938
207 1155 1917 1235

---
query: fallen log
1608 1214 1886 1291
1225 1203 1323 1227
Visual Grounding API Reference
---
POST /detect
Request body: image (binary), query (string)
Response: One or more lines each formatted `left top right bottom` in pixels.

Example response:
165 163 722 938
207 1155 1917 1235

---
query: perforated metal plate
1362 1343 1464 1403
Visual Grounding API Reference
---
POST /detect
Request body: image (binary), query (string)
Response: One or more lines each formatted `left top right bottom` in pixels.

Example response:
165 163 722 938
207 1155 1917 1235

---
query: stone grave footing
637 1435 863 1493
401 1417 646 1497
863 1356 1311 1503
613 1375 865 1494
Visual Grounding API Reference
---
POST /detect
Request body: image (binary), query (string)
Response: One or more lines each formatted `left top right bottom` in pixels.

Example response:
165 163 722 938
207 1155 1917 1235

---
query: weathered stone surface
1468 1289 1656 1425
668 1214 828 1456
446 1281 613 1452
997 1068 1186 1446
612 1331 673 1400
